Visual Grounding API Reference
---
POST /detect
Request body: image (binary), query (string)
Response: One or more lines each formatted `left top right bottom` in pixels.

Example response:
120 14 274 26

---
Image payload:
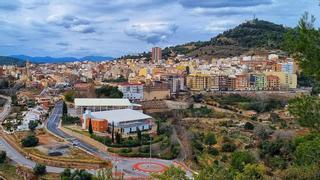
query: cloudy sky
0 0 319 58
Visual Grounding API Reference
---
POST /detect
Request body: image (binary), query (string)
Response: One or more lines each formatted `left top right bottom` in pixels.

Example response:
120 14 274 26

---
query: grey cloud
47 15 96 34
125 23 178 44
179 0 272 8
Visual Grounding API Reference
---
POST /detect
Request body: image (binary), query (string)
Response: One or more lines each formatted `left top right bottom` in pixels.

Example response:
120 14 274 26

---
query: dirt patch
38 133 61 145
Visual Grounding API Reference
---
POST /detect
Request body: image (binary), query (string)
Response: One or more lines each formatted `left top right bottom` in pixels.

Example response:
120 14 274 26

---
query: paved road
0 95 12 122
47 102 192 177
0 95 65 173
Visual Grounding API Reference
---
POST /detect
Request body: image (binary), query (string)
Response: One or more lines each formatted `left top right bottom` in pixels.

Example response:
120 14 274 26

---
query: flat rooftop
75 98 132 107
87 109 152 125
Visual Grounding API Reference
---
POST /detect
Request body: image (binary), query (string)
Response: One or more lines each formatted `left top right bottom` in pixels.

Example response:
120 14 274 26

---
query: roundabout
132 162 168 173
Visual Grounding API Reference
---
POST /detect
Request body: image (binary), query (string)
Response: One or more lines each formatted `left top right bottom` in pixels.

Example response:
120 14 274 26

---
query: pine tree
137 127 142 144
63 101 68 116
111 122 114 143
88 119 93 134
115 131 121 144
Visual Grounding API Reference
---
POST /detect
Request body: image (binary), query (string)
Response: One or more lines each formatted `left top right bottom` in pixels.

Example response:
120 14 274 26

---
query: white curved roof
87 109 151 125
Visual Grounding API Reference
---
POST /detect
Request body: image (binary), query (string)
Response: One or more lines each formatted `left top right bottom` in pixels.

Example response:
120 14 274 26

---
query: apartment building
118 83 144 101
186 73 211 91
235 74 249 90
267 75 280 90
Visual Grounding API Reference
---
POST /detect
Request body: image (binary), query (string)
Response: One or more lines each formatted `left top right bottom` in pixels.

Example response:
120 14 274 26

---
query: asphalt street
0 95 65 173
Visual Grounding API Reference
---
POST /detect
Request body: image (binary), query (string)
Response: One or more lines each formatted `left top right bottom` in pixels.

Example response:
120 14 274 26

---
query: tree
231 151 256 172
205 132 217 145
0 151 6 163
137 127 142 144
33 164 46 176
195 163 232 180
111 122 115 143
95 167 113 180
63 169 92 180
294 133 320 166
280 164 320 180
288 95 320 131
63 101 68 115
221 142 237 152
88 119 93 134
115 132 122 144
284 12 320 81
21 134 39 147
28 120 38 132
152 166 188 180
60 168 71 178
64 91 76 103
235 163 266 180
207 146 219 156
95 85 123 98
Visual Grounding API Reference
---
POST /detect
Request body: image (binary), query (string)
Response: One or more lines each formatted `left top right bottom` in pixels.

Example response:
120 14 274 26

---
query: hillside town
0 1 319 179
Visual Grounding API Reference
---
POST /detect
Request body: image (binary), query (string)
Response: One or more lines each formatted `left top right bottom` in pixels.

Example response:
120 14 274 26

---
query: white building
118 83 144 101
17 106 47 131
82 109 152 134
75 98 142 115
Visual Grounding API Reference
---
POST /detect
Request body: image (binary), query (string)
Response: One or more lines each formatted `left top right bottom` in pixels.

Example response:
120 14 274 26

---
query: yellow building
138 68 148 77
186 73 212 91
264 72 297 89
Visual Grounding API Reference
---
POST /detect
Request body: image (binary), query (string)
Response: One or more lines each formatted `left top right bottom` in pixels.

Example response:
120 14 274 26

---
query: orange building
235 74 249 90
83 118 108 132
267 75 280 90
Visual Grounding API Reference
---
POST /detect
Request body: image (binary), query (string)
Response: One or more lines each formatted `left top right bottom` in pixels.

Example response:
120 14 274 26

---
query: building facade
152 47 162 64
118 83 144 101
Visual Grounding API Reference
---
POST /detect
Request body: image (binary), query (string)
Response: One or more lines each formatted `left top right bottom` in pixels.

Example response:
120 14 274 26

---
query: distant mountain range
9 55 114 63
0 56 25 66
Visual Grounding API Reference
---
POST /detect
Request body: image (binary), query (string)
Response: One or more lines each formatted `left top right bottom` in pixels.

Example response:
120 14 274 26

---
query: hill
0 56 25 66
161 19 290 60
10 55 114 63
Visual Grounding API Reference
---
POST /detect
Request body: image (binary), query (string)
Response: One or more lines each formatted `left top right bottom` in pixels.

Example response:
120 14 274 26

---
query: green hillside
162 19 290 60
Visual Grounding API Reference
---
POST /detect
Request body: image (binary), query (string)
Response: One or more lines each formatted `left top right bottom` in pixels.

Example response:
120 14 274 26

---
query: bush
0 151 6 163
231 151 256 172
61 168 71 178
21 134 39 147
28 120 38 131
244 122 254 130
120 148 132 153
205 132 217 145
208 147 219 156
33 164 46 175
62 116 80 125
221 142 237 152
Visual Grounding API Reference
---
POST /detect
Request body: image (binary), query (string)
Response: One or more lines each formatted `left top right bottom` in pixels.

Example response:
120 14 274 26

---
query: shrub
120 148 132 153
28 120 38 131
33 164 46 175
208 147 219 156
21 134 39 147
221 142 237 152
231 151 256 172
205 132 217 145
244 122 254 130
0 151 6 163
